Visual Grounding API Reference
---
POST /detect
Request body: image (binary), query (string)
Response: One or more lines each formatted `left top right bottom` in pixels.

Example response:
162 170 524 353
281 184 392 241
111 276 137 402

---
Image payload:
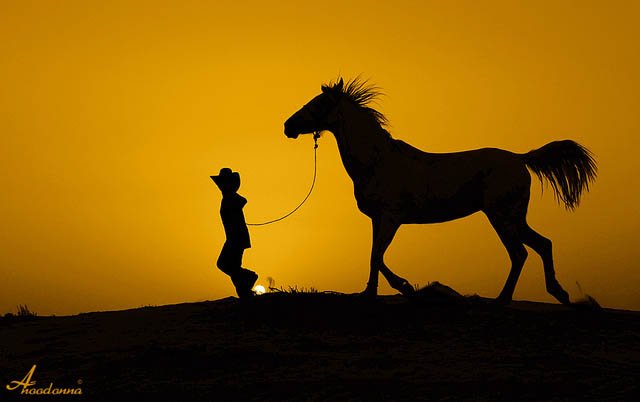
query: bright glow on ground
253 285 266 295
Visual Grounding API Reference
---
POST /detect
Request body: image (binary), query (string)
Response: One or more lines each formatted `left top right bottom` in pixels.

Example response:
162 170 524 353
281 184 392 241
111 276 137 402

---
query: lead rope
247 132 320 226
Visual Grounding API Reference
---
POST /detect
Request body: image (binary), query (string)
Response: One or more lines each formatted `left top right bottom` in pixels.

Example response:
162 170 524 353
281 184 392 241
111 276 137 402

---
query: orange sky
1 0 639 315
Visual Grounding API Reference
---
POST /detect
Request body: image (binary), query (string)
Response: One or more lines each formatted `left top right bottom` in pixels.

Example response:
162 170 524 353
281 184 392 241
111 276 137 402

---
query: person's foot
232 269 258 299
244 269 258 290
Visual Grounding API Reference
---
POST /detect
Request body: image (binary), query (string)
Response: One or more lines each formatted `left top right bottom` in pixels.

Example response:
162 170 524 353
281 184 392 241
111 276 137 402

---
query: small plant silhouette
267 276 276 292
16 304 37 317
264 278 318 294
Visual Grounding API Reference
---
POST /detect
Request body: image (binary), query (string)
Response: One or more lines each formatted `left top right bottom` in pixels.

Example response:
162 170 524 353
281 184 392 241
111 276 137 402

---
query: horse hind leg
486 212 528 304
521 225 571 305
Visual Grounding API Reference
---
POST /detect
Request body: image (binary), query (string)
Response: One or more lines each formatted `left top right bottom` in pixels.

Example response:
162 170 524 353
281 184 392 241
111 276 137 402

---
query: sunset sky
1 1 639 315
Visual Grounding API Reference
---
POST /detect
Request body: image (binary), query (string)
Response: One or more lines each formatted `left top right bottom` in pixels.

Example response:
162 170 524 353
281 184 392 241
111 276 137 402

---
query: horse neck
332 103 391 182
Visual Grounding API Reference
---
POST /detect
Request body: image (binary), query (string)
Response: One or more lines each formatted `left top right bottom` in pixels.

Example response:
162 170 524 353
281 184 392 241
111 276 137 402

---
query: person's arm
237 194 247 208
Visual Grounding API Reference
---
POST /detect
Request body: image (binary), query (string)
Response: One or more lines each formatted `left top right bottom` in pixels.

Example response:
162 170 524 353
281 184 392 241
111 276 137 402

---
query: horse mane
323 77 391 137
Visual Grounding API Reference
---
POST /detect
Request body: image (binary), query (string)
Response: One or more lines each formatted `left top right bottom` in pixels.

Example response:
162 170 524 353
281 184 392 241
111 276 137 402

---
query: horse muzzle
284 121 301 138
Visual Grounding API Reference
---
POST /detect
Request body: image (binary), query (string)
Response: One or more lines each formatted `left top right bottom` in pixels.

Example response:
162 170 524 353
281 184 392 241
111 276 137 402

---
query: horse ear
336 78 344 91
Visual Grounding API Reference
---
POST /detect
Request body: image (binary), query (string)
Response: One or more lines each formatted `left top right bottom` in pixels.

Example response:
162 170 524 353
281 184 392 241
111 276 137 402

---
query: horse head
284 78 344 138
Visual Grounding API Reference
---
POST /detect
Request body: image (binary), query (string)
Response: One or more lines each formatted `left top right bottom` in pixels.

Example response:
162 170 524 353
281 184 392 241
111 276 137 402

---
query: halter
247 132 320 226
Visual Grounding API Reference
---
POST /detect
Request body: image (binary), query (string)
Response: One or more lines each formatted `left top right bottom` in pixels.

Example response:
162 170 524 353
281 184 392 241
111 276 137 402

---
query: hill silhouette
1 290 638 401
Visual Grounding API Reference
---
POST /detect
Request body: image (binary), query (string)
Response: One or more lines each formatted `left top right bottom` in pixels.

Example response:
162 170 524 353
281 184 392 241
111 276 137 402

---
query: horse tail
521 140 597 210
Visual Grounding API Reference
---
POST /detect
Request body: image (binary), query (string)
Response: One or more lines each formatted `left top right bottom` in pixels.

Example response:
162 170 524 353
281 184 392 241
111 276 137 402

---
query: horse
284 77 597 304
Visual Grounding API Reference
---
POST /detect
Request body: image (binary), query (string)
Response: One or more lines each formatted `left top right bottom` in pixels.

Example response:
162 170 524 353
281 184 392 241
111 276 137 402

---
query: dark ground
1 288 639 401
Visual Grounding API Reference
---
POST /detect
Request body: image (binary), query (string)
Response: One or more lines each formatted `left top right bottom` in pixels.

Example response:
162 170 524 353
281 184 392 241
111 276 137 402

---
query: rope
247 133 319 226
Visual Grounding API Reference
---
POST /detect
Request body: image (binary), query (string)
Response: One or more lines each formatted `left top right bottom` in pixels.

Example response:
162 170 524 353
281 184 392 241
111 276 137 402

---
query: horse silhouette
284 77 597 305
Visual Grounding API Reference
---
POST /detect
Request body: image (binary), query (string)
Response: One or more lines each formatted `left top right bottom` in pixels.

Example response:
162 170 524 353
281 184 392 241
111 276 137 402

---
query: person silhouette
211 168 258 299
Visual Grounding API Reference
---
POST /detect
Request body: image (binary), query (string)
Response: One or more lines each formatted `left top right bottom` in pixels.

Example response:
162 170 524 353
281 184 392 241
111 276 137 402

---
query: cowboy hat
211 167 240 190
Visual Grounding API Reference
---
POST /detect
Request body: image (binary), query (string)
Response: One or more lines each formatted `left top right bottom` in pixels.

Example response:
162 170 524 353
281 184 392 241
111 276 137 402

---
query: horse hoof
552 291 571 305
359 287 377 299
396 281 415 297
547 283 571 305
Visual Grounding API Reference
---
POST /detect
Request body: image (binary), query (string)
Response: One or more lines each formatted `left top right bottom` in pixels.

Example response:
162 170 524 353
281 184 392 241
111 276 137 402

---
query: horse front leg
363 217 413 297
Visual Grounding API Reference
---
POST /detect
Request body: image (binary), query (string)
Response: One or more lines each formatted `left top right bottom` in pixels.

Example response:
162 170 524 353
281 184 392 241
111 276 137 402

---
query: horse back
363 140 531 222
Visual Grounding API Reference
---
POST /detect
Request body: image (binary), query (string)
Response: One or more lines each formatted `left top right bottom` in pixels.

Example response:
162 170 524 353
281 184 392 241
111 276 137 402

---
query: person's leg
226 246 256 298
217 243 250 297
218 243 258 298
216 242 241 277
